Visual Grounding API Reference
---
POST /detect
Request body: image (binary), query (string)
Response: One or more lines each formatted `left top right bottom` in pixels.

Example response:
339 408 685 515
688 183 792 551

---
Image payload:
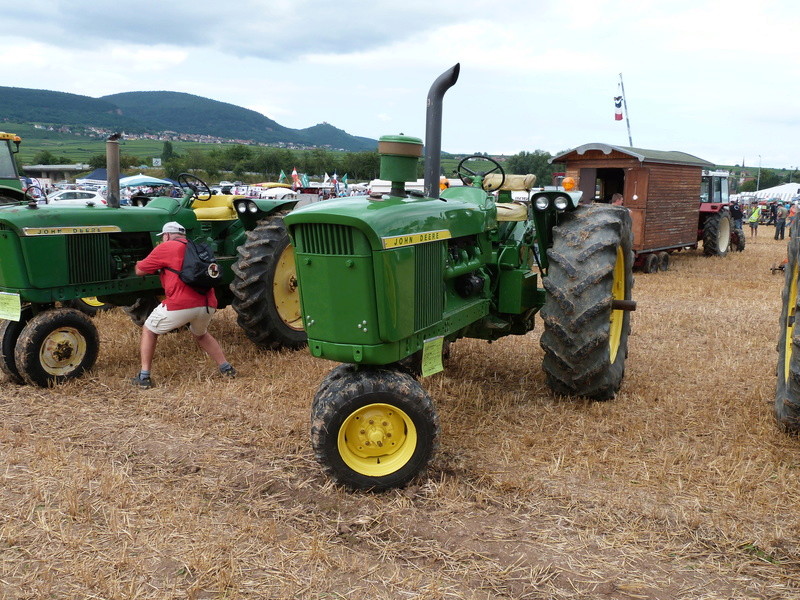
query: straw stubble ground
1 232 799 599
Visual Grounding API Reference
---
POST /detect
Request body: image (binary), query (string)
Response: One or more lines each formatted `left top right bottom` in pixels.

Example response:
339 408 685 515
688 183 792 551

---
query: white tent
753 183 800 202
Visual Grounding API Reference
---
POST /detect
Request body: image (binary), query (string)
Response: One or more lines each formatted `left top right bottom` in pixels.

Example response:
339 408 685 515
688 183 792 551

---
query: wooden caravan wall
638 163 700 251
561 152 701 252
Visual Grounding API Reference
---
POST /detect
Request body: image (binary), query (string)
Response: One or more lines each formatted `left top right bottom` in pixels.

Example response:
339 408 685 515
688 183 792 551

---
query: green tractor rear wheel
311 366 439 491
66 297 114 317
540 204 634 400
775 226 800 432
122 297 161 327
14 308 99 387
231 214 306 350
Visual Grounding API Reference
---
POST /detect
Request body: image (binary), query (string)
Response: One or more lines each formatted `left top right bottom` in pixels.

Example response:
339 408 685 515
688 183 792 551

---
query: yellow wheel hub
273 245 303 331
786 262 799 382
338 403 417 477
609 245 626 363
39 327 87 376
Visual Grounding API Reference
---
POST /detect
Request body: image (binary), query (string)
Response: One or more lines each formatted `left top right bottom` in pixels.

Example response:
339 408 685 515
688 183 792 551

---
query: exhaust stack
106 133 121 208
423 63 460 199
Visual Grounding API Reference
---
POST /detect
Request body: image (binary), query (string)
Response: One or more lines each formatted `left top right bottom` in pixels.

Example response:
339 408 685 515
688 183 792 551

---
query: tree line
33 143 565 184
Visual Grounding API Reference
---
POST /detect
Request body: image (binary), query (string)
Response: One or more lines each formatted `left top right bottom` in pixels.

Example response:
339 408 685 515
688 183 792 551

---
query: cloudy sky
3 0 798 168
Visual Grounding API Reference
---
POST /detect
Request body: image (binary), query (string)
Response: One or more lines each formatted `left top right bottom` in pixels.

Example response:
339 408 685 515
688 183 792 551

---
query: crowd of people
738 199 800 240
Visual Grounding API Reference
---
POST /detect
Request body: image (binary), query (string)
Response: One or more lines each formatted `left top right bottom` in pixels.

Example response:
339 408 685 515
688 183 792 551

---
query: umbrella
119 174 173 188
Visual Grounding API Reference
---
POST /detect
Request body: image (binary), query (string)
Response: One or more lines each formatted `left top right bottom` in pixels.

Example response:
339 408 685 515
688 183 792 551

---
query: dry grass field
1 232 799 599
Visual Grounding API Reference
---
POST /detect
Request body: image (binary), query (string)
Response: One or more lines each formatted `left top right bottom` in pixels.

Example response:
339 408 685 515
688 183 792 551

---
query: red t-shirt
136 239 218 310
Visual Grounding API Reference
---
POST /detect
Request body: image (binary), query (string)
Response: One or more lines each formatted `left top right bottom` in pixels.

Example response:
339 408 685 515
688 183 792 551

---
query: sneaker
220 364 237 378
131 372 153 389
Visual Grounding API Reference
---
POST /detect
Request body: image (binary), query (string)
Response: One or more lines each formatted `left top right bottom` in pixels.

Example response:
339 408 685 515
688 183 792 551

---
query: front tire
14 308 99 387
703 209 732 257
0 311 31 383
311 366 439 491
731 226 746 252
231 214 306 350
540 204 634 400
776 224 800 432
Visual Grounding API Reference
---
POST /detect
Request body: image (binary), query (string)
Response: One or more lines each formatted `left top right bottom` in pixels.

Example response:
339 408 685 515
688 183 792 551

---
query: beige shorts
144 303 216 336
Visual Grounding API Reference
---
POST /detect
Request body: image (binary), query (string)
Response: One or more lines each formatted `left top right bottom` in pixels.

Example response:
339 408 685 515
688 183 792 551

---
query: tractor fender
233 197 299 230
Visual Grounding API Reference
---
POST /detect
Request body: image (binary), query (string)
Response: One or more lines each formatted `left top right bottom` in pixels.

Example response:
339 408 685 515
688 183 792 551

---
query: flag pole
619 73 633 147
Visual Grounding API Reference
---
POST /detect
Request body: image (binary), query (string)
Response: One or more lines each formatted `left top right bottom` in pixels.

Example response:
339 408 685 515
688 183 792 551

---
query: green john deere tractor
284 64 636 491
0 135 305 387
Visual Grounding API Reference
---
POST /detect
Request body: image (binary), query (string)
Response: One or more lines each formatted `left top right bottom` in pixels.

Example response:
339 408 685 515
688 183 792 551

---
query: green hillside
0 86 376 152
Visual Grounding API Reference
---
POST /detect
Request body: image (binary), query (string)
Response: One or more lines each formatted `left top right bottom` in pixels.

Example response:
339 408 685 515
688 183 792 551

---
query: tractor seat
483 173 537 192
193 195 237 221
495 202 529 222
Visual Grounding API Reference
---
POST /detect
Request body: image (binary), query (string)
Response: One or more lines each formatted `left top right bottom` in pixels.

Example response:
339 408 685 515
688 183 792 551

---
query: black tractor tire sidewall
14 308 100 387
702 209 732 257
231 215 306 350
776 224 800 432
731 226 746 252
658 251 670 271
66 297 114 317
310 367 439 491
540 204 634 401
123 297 161 328
0 318 27 383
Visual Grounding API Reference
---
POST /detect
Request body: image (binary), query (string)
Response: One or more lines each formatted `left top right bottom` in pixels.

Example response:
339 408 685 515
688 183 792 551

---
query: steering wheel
456 155 506 192
24 185 45 205
177 173 212 201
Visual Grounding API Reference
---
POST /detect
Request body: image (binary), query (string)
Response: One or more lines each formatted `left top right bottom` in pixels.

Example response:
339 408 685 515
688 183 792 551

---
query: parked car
46 189 107 206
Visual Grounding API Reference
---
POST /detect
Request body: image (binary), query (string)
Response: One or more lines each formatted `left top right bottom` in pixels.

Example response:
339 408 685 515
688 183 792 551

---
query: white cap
156 221 186 236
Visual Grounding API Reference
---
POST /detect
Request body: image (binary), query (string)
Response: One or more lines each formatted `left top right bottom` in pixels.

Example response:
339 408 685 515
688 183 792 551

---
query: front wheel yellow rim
338 403 417 477
785 262 799 381
609 245 626 363
39 326 87 376
273 245 303 331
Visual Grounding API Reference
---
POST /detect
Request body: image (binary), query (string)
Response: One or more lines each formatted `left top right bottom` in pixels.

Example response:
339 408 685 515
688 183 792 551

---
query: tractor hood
284 191 493 251
0 199 197 235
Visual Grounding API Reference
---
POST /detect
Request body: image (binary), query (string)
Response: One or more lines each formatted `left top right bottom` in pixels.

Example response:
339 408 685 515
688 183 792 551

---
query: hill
0 87 376 152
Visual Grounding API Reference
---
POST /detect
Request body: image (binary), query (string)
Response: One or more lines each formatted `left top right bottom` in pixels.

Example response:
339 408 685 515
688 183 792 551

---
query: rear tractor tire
231 214 306 350
731 226 746 252
14 308 99 387
66 297 114 317
311 366 439 491
702 209 732 257
122 297 161 327
540 204 634 401
776 233 800 432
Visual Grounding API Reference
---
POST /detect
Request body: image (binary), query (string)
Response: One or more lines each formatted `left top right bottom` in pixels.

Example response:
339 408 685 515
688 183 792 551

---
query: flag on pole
291 167 299 190
301 173 309 187
614 96 623 121
332 172 339 196
323 172 330 184
342 173 348 193
278 169 287 183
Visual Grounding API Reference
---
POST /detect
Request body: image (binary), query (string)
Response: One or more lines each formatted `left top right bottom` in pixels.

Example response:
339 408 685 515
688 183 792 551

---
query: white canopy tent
752 183 800 202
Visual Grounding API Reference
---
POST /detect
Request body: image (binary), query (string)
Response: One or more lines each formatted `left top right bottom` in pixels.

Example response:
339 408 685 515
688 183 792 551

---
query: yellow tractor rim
785 262 799 382
609 246 626 363
39 326 87 376
81 296 105 307
273 245 303 331
338 403 417 477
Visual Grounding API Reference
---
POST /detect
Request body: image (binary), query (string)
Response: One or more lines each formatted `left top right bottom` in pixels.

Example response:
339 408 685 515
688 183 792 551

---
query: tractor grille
67 234 112 283
295 223 355 255
414 241 444 330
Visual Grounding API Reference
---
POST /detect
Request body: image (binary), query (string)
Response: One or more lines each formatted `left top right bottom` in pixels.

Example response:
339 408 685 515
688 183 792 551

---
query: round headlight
236 202 247 213
534 196 550 211
248 202 258 213
554 195 569 210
